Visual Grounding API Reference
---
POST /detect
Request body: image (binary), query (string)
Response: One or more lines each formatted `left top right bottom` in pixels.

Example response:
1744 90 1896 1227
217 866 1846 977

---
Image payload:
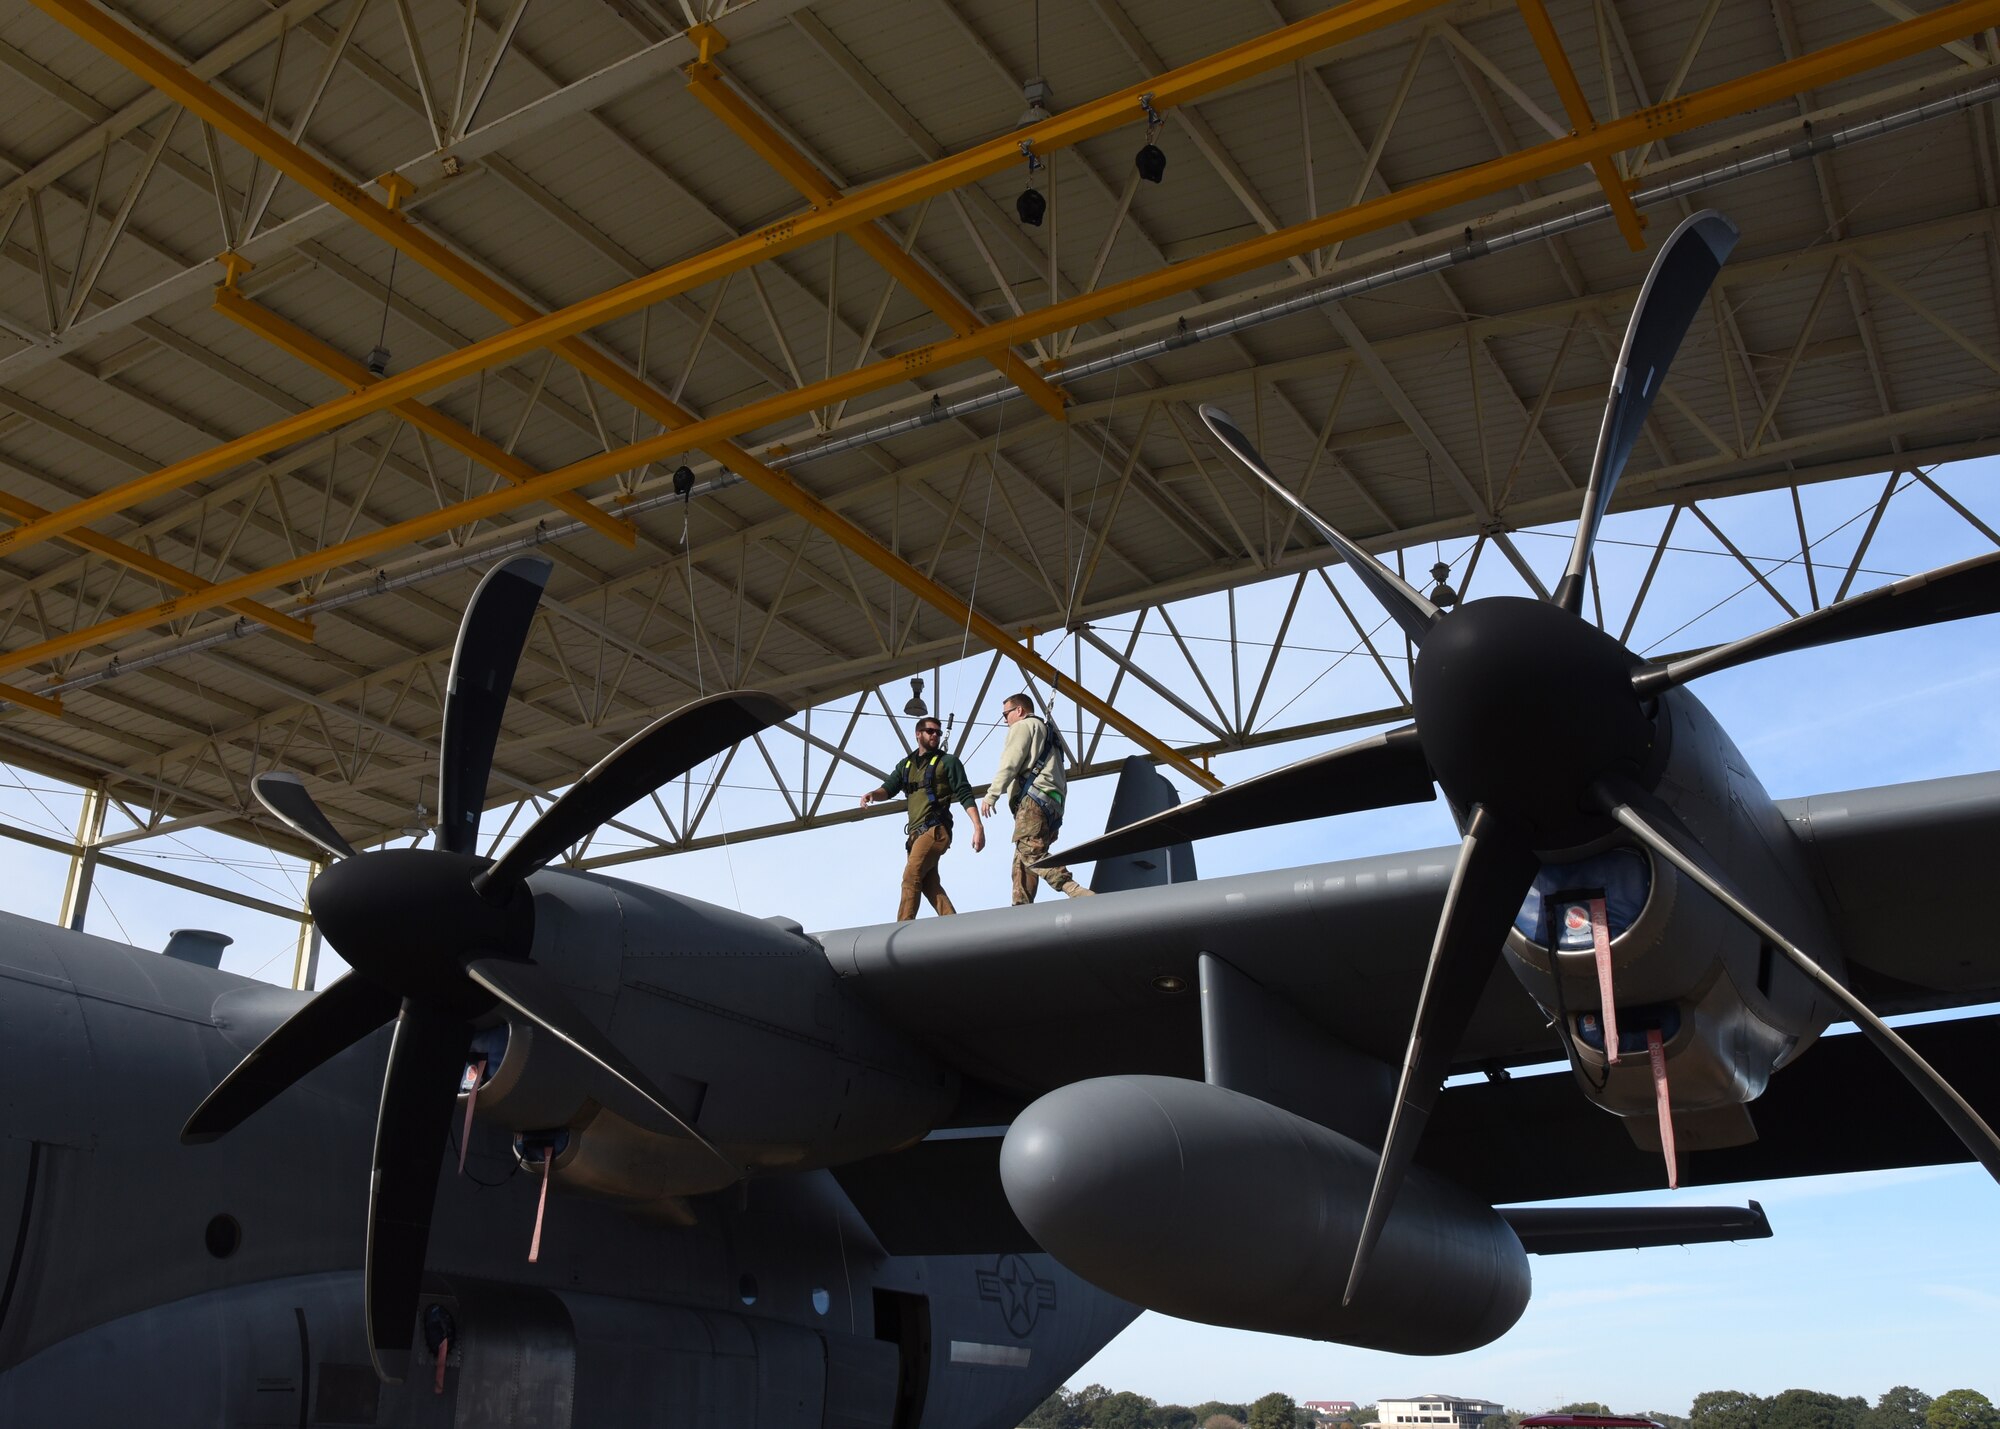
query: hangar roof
0 0 1996 859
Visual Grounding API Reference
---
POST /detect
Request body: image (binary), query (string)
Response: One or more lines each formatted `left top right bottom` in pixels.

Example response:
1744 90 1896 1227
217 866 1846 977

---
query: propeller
1633 547 2000 695
1200 404 1438 646
186 553 794 1382
252 770 358 862
1553 211 1739 614
1048 206 2000 1302
1049 725 1435 870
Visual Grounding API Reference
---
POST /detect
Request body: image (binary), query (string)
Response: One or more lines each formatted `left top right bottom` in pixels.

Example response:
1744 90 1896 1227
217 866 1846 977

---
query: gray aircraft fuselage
0 895 1133 1428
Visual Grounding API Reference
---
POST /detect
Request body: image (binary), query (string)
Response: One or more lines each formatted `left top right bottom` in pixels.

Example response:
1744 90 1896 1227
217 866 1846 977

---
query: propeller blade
182 973 399 1144
437 555 554 856
1346 804 1539 1305
364 998 469 1384
1595 778 2000 1186
1198 404 1437 645
1634 548 2000 697
462 956 736 1178
1047 725 1434 869
252 771 358 862
1554 210 1739 615
477 690 793 891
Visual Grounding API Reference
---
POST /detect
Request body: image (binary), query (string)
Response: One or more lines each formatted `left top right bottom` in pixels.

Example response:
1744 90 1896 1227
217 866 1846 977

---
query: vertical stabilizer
1089 757 1197 892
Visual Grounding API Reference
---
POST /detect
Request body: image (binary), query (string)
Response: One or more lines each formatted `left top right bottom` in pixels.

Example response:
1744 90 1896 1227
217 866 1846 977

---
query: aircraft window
811 1288 831 1316
205 1213 240 1259
739 1274 758 1307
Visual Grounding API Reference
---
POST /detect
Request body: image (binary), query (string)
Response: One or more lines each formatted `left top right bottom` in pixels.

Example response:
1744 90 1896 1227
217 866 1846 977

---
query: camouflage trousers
897 823 956 921
1010 797 1093 905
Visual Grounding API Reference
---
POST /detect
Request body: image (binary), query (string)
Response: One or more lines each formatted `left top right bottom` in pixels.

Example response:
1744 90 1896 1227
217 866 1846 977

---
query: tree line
1023 1387 1999 1429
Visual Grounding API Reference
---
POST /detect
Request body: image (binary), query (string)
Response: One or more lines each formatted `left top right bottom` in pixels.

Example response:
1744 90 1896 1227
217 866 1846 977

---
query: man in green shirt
860 716 985 921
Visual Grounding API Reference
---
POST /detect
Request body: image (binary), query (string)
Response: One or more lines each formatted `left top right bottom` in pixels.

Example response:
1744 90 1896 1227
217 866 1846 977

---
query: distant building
1374 1395 1503 1429
1308 1405 1359 1417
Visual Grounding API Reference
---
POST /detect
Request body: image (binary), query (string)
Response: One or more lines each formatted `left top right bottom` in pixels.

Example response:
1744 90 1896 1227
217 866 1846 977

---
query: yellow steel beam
0 680 61 717
5 0 1994 715
211 285 637 549
681 56 1071 423
6 0 1455 561
0 486 313 645
1515 0 1648 250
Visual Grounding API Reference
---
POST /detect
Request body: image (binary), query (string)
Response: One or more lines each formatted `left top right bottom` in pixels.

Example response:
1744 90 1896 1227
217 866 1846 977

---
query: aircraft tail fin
1089 756 1197 892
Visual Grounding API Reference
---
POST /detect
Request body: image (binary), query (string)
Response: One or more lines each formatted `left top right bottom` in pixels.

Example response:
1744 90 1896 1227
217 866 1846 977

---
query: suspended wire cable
949 396 1011 719
1066 363 1122 619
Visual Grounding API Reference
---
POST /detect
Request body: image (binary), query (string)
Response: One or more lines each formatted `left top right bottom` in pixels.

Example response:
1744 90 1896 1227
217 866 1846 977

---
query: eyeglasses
1000 706 1023 721
916 726 941 736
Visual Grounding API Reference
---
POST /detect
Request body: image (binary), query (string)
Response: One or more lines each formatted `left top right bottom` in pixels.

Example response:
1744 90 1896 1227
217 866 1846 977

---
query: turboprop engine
998 1075 1530 1354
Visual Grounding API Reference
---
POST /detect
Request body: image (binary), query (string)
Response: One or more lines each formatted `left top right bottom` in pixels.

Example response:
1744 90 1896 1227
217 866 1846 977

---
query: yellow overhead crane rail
11 0 2000 784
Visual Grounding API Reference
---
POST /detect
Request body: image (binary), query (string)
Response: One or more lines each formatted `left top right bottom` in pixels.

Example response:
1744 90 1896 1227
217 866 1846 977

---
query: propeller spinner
201 553 793 1381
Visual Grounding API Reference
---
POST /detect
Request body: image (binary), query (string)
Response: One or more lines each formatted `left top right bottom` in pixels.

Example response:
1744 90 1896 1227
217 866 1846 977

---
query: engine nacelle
1501 688 1844 1144
459 873 959 1214
1000 1075 1529 1355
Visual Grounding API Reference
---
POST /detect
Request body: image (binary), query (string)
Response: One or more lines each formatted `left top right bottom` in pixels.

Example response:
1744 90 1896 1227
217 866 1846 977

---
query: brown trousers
897 824 957 921
1010 797 1088 905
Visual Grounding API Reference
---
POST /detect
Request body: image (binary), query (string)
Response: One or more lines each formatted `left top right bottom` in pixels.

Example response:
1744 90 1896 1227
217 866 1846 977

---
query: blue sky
0 454 1994 1415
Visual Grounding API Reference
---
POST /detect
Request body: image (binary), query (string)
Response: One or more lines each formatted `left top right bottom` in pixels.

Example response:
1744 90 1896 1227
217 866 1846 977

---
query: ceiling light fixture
1016 140 1046 227
903 677 928 718
1135 92 1166 184
1429 561 1460 610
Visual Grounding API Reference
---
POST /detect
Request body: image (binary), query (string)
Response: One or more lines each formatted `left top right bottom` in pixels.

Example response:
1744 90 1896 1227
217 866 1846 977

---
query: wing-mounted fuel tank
463 869 957 1213
999 1074 1530 1354
995 956 1525 1354
1501 686 1843 1144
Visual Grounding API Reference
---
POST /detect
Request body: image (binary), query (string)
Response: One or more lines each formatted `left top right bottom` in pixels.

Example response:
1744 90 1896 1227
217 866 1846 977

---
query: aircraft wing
831 1014 1999 1255
1778 770 2000 1009
821 770 2000 1100
819 845 1553 1099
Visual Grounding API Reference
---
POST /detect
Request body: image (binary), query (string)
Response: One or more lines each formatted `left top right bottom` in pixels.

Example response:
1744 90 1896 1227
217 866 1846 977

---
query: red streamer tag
1587 897 1619 1066
457 1057 485 1177
1648 1026 1678 1189
528 1161 550 1264
433 1336 449 1395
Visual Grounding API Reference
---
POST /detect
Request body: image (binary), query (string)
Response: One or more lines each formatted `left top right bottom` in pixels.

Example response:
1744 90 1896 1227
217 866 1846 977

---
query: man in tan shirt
979 693 1095 906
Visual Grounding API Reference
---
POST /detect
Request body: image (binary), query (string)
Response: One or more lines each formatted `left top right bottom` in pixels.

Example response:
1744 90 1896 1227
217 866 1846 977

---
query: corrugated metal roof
0 0 1995 855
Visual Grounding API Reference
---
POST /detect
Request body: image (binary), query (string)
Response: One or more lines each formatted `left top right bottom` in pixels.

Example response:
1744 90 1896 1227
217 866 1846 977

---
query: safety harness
903 751 954 850
1015 716 1069 835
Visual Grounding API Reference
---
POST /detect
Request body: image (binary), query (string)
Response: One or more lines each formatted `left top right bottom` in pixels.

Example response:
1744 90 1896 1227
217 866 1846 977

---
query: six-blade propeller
200 552 793 1381
1050 207 2000 1304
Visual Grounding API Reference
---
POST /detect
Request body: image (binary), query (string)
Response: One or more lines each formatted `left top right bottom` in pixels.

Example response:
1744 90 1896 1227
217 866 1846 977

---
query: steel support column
292 858 323 990
58 779 105 930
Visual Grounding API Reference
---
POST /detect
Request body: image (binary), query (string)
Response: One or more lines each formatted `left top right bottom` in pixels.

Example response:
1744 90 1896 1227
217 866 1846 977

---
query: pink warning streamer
1587 897 1620 1065
1647 1026 1678 1188
457 1057 485 1177
528 1157 551 1263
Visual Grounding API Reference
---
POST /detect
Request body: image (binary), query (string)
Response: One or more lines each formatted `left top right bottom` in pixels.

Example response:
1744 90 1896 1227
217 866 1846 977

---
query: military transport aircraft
2 209 1998 1426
